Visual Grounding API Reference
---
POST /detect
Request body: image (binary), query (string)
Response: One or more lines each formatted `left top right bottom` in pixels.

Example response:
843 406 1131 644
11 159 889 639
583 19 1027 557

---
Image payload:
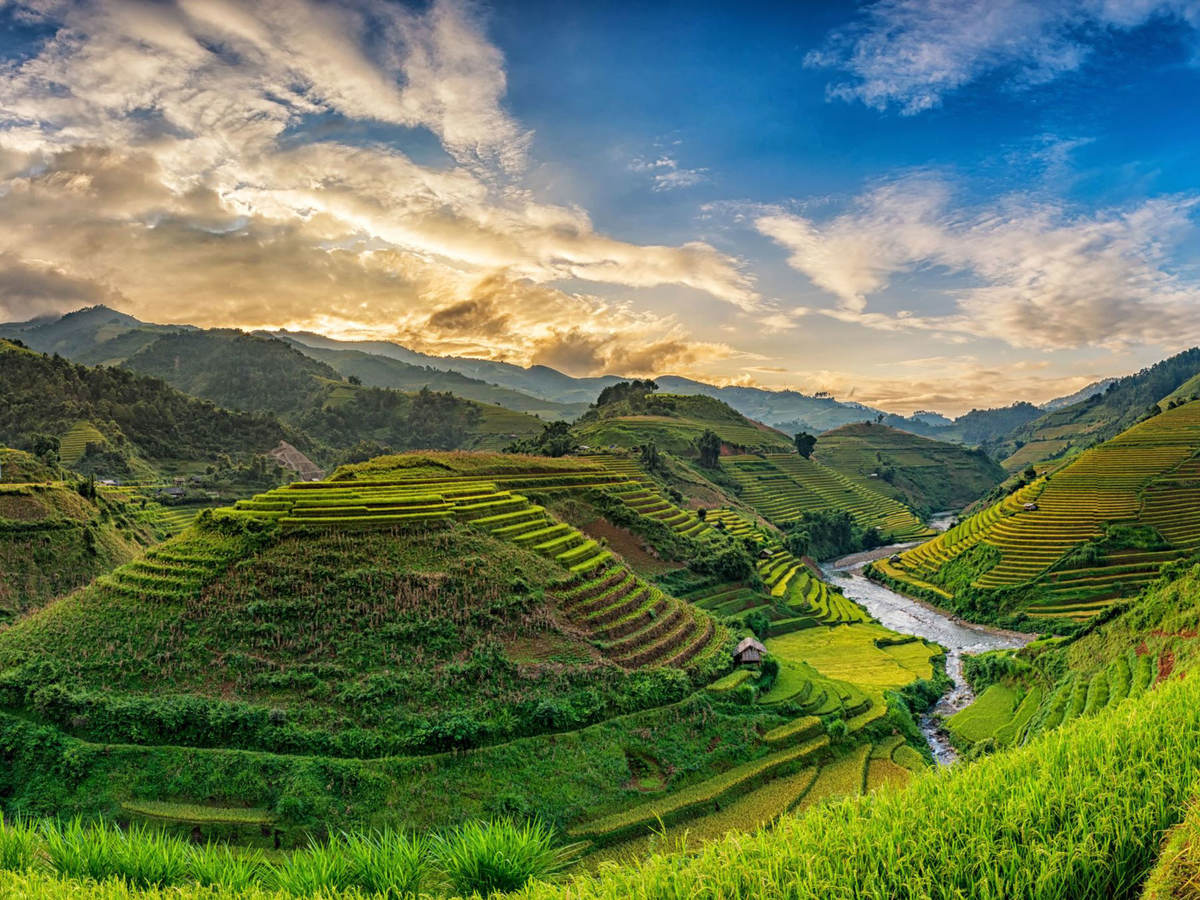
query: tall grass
436 819 582 897
1 815 571 898
0 813 39 872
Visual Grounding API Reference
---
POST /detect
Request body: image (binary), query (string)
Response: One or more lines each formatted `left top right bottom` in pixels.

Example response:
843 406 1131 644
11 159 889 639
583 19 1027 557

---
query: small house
733 637 767 666
1024 502 1039 511
889 554 903 565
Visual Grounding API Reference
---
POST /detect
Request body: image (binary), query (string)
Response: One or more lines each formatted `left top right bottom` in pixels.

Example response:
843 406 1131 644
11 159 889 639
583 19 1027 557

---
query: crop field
690 507 870 631
766 626 937 705
877 400 1200 620
721 454 932 540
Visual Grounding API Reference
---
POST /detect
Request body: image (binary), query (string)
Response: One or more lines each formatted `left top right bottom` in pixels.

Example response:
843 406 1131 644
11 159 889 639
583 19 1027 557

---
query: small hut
1023 502 1039 511
733 637 767 666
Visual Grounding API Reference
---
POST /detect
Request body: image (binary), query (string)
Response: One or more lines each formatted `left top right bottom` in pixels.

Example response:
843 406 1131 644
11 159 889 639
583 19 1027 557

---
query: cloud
0 253 122 320
630 155 710 192
756 176 1200 350
0 0 757 361
786 357 1105 416
809 0 1200 113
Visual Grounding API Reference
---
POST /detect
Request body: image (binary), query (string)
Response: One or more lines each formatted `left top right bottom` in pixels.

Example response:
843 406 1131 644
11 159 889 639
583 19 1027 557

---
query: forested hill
994 347 1200 471
0 339 292 467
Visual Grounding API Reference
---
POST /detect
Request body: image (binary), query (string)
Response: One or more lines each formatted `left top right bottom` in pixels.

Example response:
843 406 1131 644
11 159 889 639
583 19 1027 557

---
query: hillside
873 399 1200 624
994 348 1200 470
574 388 795 456
0 339 294 476
720 453 933 541
814 423 1006 514
0 450 943 855
0 450 164 623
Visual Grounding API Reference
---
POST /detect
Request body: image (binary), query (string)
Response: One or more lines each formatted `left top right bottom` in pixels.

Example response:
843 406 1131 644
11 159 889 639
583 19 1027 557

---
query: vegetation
814 422 1006 514
874 399 1200 623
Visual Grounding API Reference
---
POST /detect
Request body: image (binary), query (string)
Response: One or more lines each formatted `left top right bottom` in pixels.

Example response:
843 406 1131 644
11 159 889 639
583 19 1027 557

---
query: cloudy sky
0 0 1198 414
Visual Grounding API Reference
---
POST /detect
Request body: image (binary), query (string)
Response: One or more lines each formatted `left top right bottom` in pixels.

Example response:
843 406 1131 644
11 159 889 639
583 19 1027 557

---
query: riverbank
821 544 1034 764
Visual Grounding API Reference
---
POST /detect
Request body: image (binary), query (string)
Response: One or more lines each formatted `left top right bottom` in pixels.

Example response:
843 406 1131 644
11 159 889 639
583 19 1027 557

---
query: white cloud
756 176 1200 350
809 0 1200 113
0 0 758 362
630 154 710 192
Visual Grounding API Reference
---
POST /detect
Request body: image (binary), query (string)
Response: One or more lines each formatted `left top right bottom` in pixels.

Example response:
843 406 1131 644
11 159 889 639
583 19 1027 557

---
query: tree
640 441 661 472
347 375 362 386
504 421 578 457
696 430 722 468
794 432 816 458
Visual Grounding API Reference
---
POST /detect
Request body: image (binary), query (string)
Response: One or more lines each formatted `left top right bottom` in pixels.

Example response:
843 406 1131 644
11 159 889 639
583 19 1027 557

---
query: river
822 543 1033 765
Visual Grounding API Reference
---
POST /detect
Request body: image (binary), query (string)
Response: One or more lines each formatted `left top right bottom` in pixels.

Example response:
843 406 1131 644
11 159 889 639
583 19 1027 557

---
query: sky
0 1 1199 415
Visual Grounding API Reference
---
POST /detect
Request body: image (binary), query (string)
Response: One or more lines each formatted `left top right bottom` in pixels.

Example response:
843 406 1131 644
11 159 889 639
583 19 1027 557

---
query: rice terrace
5 1 1200 898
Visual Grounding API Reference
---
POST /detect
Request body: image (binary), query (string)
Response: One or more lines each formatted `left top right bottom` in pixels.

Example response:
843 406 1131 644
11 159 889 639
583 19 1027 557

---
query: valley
6 308 1200 899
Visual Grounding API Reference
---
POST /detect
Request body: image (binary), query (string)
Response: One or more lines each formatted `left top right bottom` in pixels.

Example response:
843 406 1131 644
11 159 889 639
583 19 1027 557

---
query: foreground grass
0 817 578 898
4 663 1200 898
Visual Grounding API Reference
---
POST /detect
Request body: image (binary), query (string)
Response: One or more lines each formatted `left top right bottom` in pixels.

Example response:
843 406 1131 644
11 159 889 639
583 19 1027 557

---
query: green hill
874 399 1200 624
574 387 794 456
0 451 163 623
994 347 1200 471
0 339 294 476
0 450 942 855
814 423 1006 514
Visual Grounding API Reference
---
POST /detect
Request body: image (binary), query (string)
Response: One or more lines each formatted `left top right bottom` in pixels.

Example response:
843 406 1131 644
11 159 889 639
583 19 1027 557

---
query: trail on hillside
824 544 1032 764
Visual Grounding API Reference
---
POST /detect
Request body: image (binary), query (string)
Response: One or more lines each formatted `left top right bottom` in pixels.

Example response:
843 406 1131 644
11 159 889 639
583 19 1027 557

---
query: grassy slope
874 399 1200 623
0 478 155 623
815 423 1005 514
995 347 1200 471
575 394 794 456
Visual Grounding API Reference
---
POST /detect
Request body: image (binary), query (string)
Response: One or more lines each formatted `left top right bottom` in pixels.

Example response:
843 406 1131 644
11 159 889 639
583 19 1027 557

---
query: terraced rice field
221 464 726 672
879 401 1200 619
579 734 923 867
58 421 106 465
694 508 871 630
722 454 932 540
949 650 1157 750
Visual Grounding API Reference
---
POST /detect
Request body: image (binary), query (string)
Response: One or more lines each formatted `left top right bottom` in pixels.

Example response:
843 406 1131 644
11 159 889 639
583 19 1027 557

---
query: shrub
435 819 581 896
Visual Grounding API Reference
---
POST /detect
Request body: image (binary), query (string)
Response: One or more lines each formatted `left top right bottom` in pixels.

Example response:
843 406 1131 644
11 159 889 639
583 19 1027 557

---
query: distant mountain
270 334 586 421
3 307 1096 456
278 330 623 407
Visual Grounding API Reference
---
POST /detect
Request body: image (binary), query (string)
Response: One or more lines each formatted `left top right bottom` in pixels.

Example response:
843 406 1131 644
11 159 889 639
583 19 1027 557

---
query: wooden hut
733 637 767 666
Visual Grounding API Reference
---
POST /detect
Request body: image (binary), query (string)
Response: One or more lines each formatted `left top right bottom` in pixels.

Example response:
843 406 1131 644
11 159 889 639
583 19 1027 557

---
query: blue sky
0 0 1198 414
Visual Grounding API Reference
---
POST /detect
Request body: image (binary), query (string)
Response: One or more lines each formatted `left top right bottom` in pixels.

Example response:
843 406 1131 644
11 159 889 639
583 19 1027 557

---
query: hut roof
735 637 767 655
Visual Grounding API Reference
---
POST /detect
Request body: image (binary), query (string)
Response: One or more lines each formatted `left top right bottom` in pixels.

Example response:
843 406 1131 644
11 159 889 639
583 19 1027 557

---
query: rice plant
0 813 40 872
40 818 115 883
435 819 583 897
270 837 355 897
186 842 267 893
341 828 433 899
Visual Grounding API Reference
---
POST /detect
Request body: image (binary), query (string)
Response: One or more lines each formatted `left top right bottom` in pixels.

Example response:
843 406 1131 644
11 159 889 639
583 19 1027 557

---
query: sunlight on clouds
0 0 756 377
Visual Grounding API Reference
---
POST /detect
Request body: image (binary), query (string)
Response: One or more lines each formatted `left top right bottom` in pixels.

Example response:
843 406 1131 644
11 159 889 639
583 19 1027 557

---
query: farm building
733 637 767 666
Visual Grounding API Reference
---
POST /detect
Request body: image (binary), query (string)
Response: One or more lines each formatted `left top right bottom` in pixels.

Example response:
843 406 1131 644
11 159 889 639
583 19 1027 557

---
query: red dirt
581 517 680 576
1151 628 1199 639
1136 641 1150 656
1158 650 1176 684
